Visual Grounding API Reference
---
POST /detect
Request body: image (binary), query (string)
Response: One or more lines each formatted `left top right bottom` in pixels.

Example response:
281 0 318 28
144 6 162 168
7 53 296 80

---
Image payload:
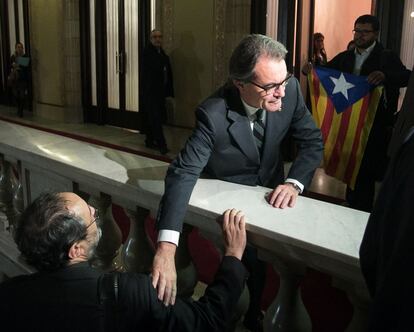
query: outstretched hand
151 242 177 306
221 209 247 260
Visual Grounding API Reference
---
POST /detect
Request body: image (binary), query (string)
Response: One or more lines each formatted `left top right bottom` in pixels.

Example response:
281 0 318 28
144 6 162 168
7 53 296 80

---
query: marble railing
0 120 370 331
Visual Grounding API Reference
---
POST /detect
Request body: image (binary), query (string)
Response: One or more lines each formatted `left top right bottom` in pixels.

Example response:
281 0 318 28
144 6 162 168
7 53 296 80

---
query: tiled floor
0 106 346 202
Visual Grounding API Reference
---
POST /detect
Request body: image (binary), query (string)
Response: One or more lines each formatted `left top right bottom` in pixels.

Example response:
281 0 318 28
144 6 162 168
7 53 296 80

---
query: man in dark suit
359 70 414 331
141 29 174 155
152 34 323 330
324 15 410 212
0 192 248 332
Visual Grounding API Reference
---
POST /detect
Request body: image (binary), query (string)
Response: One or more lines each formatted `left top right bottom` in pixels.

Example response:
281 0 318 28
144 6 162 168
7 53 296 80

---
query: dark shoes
159 146 169 155
243 312 264 332
145 140 158 149
145 140 169 155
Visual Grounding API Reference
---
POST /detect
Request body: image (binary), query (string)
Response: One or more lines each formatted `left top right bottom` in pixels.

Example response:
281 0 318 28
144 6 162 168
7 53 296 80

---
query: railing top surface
0 120 369 273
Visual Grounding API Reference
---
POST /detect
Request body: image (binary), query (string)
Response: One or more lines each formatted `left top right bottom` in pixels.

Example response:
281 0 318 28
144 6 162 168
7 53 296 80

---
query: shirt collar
354 40 376 56
241 98 261 121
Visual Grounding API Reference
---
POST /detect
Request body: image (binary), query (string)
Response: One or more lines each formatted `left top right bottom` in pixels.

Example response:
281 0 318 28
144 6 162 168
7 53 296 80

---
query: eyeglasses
248 73 292 95
86 206 99 229
352 29 375 35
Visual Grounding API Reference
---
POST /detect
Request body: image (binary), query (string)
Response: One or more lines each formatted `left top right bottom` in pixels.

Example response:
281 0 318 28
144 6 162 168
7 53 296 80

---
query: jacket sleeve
156 106 216 232
286 78 324 188
380 50 411 88
163 256 248 332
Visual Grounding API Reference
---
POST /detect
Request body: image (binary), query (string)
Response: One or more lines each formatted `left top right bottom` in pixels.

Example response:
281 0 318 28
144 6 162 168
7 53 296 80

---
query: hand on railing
221 209 246 261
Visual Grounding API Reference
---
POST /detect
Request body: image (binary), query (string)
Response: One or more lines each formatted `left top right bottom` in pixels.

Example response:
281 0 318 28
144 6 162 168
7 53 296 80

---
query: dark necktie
253 109 265 154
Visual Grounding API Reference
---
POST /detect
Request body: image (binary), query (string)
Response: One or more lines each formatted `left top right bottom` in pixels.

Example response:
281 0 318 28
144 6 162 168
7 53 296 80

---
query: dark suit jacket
388 69 414 157
326 42 411 179
0 256 247 332
359 131 414 332
157 78 323 231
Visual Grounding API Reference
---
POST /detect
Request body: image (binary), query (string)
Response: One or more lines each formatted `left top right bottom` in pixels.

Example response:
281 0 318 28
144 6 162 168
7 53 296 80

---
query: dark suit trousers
145 98 167 148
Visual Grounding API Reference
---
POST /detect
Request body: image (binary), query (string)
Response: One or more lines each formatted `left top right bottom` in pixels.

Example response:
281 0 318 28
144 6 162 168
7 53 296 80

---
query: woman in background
312 32 327 66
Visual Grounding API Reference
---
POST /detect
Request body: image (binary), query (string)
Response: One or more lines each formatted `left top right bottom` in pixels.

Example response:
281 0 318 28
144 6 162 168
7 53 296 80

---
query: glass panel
8 0 16 50
90 0 97 106
18 0 25 46
106 0 120 109
124 0 139 112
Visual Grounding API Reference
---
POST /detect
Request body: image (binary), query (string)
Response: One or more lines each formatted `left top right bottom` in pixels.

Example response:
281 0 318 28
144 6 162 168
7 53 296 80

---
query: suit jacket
157 78 323 231
359 131 414 331
0 256 247 332
388 69 414 157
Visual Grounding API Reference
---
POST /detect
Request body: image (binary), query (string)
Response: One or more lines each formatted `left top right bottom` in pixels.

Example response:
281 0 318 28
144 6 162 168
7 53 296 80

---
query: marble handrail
0 120 369 281
0 120 372 330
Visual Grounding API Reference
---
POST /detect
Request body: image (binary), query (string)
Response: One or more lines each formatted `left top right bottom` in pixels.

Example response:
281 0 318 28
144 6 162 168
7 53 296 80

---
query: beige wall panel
314 0 371 61
170 0 214 127
30 0 64 109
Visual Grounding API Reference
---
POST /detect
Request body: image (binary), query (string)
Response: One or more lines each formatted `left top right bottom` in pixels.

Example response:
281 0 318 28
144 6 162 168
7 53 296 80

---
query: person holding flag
303 14 410 212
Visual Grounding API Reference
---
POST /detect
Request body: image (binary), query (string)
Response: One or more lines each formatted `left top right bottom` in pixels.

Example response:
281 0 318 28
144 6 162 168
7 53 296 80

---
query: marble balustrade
0 120 371 331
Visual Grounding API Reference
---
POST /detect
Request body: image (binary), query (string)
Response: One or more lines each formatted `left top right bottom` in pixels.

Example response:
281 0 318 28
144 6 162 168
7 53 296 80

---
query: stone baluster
122 206 154 273
333 279 370 332
9 162 24 230
262 254 312 332
89 193 123 271
0 156 13 231
175 224 198 299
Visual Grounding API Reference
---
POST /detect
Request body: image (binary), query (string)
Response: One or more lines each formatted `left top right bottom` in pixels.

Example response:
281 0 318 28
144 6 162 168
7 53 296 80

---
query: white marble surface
0 120 369 281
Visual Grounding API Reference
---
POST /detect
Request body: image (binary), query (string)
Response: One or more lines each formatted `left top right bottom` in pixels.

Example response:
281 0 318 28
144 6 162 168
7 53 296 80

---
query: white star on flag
330 73 355 100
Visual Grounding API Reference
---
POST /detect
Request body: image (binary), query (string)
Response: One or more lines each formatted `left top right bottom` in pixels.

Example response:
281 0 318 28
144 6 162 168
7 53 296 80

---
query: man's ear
68 241 83 259
233 80 244 91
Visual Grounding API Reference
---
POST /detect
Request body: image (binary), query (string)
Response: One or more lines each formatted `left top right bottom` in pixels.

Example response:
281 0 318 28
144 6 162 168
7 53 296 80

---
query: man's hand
221 209 246 260
267 183 299 208
151 242 177 306
367 71 385 85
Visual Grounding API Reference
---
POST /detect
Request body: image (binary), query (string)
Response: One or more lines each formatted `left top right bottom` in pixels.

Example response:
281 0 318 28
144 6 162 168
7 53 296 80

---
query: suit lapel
228 109 260 163
224 88 260 163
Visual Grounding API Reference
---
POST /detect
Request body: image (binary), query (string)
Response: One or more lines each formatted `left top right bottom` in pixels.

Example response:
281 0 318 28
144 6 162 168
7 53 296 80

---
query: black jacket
0 256 247 332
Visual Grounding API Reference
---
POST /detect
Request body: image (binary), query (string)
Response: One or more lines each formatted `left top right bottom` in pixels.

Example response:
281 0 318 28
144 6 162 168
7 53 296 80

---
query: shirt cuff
158 229 180 246
285 178 304 193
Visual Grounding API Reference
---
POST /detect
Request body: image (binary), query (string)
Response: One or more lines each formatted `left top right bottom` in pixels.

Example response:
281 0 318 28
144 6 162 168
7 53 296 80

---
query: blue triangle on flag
314 66 376 113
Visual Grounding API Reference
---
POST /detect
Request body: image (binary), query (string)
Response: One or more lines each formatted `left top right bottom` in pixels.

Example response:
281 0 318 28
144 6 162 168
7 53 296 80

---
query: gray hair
229 34 288 82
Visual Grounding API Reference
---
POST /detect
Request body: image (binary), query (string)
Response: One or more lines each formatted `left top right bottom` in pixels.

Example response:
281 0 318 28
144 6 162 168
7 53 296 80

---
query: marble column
262 255 312 332
175 224 198 299
89 193 123 271
0 157 12 231
122 206 155 273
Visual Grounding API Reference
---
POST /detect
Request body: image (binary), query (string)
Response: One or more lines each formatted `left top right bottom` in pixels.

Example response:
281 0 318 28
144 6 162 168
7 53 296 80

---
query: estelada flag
308 67 383 189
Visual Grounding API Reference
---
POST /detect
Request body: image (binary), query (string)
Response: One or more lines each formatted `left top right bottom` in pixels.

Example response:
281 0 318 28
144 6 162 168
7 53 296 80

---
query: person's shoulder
0 273 33 294
199 85 233 113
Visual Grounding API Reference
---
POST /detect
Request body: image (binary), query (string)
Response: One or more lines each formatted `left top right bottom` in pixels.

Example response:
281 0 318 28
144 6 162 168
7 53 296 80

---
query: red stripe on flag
326 105 352 173
320 98 335 143
343 94 371 183
312 72 321 105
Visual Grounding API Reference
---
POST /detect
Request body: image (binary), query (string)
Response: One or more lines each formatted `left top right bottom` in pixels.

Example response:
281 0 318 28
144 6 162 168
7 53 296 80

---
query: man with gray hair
153 34 323 331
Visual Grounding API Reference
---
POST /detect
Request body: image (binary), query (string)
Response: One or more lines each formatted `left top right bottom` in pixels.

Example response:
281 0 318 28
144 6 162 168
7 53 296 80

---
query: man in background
141 29 174 155
304 15 410 212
